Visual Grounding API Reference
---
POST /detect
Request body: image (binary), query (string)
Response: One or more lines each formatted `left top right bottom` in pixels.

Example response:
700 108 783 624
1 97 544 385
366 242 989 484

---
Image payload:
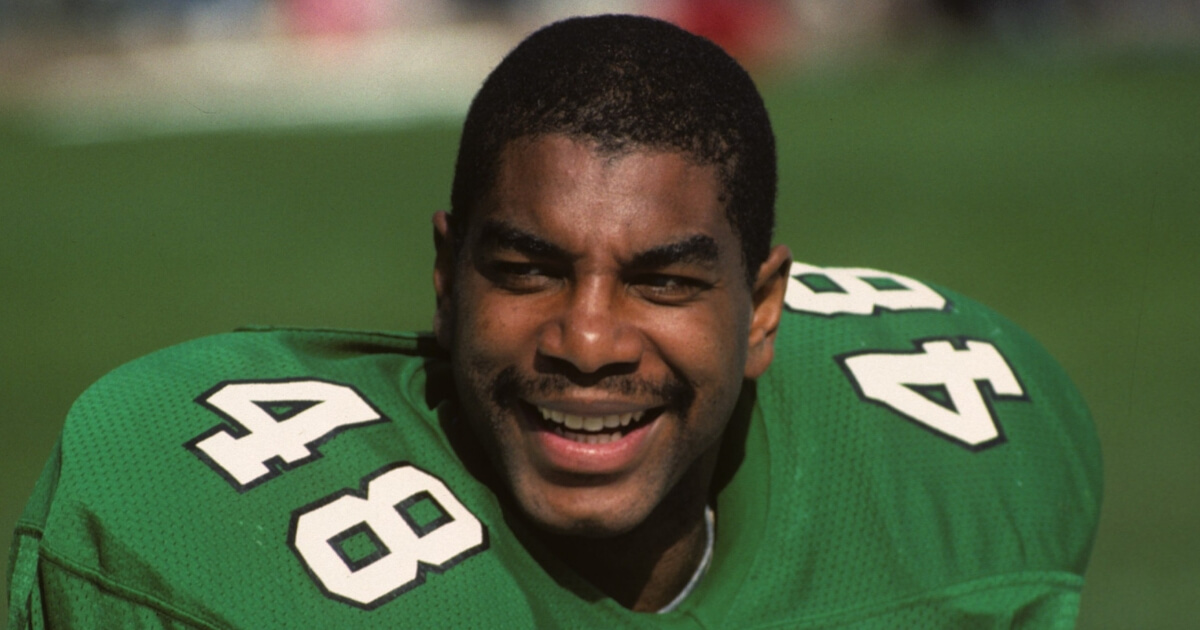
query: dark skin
433 135 791 611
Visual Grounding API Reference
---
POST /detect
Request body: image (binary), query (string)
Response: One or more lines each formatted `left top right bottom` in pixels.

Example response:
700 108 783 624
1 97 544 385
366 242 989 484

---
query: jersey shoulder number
838 338 1026 449
785 262 948 316
185 378 489 609
781 263 1028 451
186 378 389 492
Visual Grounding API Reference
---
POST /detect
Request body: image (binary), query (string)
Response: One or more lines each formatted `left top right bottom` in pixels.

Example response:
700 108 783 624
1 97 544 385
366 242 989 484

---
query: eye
630 273 711 304
485 261 562 292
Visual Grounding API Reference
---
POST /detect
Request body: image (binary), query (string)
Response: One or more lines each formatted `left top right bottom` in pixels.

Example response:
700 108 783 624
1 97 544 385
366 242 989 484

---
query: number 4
186 379 389 491
838 339 1026 450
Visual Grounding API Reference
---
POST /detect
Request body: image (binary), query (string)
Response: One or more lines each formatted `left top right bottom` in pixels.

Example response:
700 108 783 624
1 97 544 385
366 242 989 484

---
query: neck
541 494 710 612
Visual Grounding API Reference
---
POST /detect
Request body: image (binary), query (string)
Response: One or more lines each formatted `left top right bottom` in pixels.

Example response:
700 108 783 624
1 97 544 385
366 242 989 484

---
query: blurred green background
3 48 1198 627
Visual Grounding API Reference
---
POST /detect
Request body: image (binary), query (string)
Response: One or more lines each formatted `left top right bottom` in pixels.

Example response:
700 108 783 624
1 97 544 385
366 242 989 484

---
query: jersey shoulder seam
34 542 230 630
232 325 433 342
10 523 45 543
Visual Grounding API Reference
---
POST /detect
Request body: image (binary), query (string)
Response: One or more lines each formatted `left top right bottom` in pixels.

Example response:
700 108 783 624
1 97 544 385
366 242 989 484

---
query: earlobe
744 245 792 379
432 211 456 350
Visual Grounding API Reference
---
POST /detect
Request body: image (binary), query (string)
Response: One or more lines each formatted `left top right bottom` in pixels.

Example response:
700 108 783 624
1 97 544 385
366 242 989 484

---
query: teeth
550 426 622 445
537 407 645 434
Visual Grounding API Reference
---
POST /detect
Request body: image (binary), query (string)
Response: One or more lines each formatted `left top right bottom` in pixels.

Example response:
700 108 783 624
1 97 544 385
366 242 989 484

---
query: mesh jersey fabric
7 264 1102 629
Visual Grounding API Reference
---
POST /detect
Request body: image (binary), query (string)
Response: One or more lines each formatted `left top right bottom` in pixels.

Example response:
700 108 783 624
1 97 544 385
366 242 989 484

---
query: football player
8 14 1101 628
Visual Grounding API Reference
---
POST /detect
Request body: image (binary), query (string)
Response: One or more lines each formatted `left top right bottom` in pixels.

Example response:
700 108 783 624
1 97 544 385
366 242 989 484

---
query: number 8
290 463 489 608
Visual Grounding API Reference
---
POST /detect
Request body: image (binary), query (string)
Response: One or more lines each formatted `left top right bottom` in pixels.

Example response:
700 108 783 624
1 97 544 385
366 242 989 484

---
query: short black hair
449 14 777 284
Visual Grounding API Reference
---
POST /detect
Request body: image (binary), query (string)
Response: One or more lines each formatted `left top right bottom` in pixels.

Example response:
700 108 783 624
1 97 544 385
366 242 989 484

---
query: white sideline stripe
18 23 522 144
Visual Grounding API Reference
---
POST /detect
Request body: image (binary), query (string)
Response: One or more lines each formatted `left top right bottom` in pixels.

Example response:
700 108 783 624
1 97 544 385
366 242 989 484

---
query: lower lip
522 408 659 476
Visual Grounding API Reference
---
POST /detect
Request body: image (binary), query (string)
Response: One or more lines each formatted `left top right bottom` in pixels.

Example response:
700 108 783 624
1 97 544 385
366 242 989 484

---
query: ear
432 211 457 351
744 244 792 380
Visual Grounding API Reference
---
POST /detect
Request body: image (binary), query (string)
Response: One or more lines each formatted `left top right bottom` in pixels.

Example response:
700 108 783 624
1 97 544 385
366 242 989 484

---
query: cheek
647 304 750 394
451 292 546 424
454 287 534 362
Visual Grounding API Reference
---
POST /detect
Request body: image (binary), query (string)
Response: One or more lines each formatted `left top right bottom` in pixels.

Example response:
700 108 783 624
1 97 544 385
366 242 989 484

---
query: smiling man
434 131 790 611
8 14 1101 629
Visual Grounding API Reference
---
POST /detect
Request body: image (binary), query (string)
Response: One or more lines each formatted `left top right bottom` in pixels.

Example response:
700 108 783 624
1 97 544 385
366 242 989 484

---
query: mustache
489 365 696 416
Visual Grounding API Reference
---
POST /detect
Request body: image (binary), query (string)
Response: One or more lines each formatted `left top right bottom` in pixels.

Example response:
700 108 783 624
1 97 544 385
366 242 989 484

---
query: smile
534 405 653 445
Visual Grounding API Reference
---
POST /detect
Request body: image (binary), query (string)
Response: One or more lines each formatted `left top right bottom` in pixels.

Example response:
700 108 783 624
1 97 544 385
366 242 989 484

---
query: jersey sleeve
8 441 214 629
4 331 407 629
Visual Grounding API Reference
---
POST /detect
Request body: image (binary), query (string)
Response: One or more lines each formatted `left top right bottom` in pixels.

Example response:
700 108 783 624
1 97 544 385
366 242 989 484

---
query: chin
515 484 656 539
536 517 634 540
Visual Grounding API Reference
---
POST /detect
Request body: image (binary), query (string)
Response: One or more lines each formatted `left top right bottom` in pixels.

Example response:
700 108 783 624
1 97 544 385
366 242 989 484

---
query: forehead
475 135 733 253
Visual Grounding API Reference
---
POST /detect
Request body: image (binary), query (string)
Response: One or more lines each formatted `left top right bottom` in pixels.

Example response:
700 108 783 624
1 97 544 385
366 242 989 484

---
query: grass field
3 46 1199 627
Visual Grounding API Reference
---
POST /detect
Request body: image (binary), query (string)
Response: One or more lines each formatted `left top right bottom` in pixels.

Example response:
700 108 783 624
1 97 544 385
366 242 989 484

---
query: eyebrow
478 220 571 260
629 234 720 270
476 219 720 268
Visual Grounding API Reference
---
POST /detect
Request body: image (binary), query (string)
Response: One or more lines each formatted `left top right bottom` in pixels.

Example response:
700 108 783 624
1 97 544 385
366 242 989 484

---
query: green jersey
8 263 1102 628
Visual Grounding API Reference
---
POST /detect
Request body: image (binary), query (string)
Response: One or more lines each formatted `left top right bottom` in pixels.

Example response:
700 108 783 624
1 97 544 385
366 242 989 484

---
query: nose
536 276 643 377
